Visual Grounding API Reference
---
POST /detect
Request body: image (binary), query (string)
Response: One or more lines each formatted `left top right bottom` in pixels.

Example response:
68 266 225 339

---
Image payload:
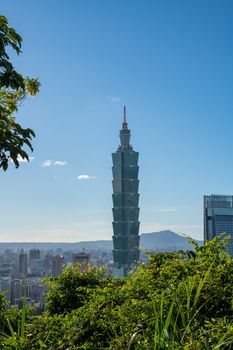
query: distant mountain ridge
0 230 203 251
140 230 203 251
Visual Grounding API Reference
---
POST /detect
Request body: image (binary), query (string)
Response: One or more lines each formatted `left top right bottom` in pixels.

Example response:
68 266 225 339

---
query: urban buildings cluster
0 247 113 310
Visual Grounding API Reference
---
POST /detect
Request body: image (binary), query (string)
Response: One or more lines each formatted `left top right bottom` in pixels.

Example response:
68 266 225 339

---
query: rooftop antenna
124 105 126 123
122 105 128 129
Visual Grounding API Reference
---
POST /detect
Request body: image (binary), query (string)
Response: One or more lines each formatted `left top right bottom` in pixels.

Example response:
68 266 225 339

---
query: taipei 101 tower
112 107 140 277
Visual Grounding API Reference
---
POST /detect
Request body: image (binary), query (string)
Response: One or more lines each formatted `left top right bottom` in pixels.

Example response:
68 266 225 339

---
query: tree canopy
0 15 40 170
0 236 233 349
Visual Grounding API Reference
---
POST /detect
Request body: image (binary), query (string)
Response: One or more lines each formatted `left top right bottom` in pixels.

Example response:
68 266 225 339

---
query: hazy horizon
0 229 202 244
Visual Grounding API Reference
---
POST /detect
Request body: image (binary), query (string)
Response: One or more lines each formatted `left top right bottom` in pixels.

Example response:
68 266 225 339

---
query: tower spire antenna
122 105 128 129
124 105 126 124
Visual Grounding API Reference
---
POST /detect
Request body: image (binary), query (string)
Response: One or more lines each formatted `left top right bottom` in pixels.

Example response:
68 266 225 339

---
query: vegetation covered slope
0 236 233 349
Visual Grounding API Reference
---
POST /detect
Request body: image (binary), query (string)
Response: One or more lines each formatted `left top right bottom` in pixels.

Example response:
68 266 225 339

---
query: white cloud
41 160 52 167
41 160 67 167
77 174 96 180
53 160 67 166
108 96 121 103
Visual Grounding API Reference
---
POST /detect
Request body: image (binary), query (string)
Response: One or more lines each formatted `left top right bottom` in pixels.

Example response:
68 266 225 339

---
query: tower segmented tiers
112 106 140 277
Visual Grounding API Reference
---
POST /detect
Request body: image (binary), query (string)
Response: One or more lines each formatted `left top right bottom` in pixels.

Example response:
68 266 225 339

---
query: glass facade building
112 107 140 277
204 194 233 257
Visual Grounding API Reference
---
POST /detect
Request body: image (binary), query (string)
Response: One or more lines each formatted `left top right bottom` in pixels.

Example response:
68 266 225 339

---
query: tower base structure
112 266 125 278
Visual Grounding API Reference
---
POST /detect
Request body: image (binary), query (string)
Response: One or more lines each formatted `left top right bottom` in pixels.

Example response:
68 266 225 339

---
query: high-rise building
73 252 90 271
112 107 140 277
204 194 233 256
19 250 27 279
29 249 41 261
10 279 22 304
52 255 64 277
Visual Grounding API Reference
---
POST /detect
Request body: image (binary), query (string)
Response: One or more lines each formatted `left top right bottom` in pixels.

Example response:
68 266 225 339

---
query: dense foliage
0 15 40 170
0 236 233 349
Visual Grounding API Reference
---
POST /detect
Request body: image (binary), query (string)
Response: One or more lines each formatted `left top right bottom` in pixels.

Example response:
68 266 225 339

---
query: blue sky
1 0 233 241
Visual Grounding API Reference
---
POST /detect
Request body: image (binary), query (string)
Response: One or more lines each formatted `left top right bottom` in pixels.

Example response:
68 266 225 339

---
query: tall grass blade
164 299 175 333
127 329 144 350
6 318 15 338
193 263 213 310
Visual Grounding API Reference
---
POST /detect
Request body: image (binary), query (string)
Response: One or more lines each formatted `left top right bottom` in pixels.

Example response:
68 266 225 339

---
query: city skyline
1 1 233 242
